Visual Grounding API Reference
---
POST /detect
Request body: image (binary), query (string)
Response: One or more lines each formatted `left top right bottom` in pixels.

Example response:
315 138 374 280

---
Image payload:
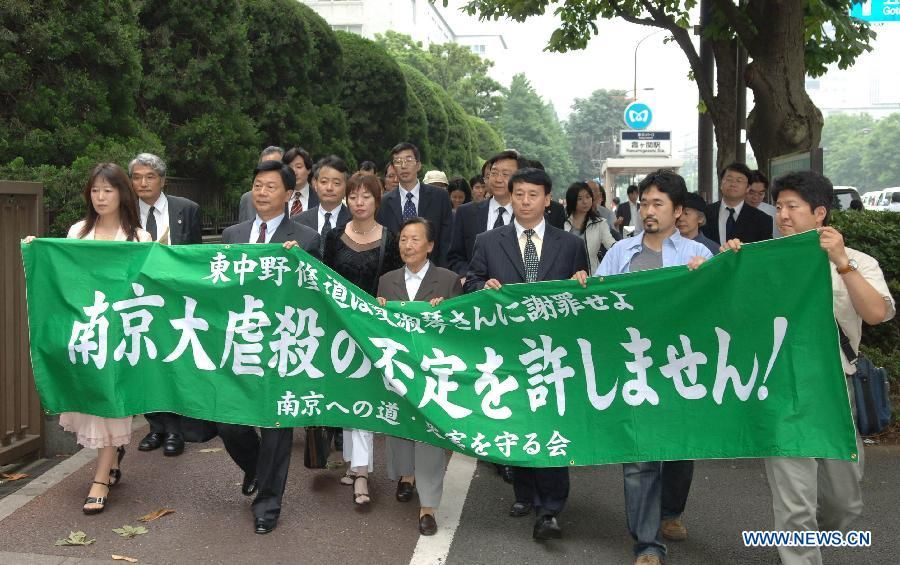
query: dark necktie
146 206 158 241
493 207 506 229
725 207 737 241
403 192 416 221
523 229 539 283
290 196 302 217
318 212 332 254
257 222 267 244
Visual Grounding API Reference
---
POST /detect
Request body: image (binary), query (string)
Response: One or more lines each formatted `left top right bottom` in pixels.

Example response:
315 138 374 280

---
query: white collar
254 212 285 234
514 219 546 240
722 199 745 215
405 260 430 280
292 184 309 200
489 197 512 214
319 202 343 216
139 193 168 215
399 181 421 200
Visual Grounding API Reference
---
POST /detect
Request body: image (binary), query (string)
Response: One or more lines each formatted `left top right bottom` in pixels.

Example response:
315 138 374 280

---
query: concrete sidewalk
0 426 425 565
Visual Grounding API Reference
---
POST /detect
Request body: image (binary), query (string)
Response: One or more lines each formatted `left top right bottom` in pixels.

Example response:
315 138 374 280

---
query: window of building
470 44 486 54
331 24 363 34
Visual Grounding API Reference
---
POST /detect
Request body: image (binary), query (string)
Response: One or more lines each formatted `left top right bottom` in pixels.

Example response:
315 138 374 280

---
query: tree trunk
745 0 823 174
711 38 740 175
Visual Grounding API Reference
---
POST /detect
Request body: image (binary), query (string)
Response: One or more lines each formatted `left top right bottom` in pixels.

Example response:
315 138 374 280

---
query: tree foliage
499 74 576 195
457 0 874 175
336 31 409 165
401 64 450 168
565 89 630 180
138 0 259 189
376 31 504 122
468 115 505 161
0 1 146 165
823 113 900 194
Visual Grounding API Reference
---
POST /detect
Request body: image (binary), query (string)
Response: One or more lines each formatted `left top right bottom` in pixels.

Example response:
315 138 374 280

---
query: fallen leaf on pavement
198 448 222 453
112 555 139 563
0 473 29 481
54 531 95 546
138 508 175 522
112 525 149 539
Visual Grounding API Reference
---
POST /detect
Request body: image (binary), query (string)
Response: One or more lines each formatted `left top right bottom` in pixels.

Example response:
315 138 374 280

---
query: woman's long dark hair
79 163 142 241
565 182 599 232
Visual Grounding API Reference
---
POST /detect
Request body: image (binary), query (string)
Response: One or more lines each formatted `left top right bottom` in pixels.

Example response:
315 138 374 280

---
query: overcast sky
441 2 900 157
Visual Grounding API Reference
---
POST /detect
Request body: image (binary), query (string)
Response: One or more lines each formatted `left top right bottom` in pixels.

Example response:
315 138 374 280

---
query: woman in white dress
25 163 151 514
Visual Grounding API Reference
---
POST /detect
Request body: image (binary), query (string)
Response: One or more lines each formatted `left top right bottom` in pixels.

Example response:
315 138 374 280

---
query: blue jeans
624 460 694 558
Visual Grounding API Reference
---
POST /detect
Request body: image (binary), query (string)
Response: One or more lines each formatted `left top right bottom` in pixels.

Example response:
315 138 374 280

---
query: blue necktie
403 192 416 221
726 207 737 241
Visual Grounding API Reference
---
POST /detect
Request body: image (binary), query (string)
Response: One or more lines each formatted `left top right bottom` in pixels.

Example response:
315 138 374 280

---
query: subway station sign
619 131 672 157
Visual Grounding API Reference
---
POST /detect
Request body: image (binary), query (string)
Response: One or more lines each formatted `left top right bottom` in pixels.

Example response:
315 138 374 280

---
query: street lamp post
633 29 664 101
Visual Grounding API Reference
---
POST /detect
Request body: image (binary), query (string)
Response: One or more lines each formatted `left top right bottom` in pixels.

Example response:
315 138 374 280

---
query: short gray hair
128 153 167 177
260 146 284 159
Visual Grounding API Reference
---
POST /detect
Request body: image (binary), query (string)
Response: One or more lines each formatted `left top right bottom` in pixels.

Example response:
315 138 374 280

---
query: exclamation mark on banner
757 317 788 400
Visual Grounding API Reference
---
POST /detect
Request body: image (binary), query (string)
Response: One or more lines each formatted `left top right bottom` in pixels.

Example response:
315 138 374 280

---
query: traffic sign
619 131 671 156
850 0 900 22
624 102 653 130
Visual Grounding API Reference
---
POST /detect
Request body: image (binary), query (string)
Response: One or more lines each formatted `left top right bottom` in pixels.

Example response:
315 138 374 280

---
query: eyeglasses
392 157 417 167
722 175 748 186
488 170 512 180
132 174 160 183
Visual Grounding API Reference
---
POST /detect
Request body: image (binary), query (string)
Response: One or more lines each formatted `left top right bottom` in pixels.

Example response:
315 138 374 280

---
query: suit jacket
377 263 463 303
377 183 452 268
464 223 589 292
166 195 202 245
292 205 351 233
544 200 566 230
238 188 319 223
702 201 773 244
447 199 491 276
221 214 322 259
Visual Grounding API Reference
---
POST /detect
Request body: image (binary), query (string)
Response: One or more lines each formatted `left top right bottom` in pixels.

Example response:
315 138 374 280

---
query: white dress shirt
487 198 514 231
138 193 169 242
318 203 344 232
250 213 285 243
514 219 546 259
404 260 430 301
718 200 745 245
398 181 421 215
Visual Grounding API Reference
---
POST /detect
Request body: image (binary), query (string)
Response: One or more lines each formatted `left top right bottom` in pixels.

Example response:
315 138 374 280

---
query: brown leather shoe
418 513 437 536
661 517 688 541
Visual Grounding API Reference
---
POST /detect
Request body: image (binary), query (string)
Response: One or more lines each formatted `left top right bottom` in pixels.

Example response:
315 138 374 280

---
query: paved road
0 426 897 565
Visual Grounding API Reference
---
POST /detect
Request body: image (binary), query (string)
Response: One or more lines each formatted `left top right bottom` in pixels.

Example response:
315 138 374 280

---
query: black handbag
303 426 334 469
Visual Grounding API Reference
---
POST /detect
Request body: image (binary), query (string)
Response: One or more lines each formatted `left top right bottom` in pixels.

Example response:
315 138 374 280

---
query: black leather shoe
418 513 438 536
162 433 185 456
138 432 164 451
509 501 533 517
396 480 415 502
496 464 514 484
533 515 562 540
254 518 276 534
242 474 258 496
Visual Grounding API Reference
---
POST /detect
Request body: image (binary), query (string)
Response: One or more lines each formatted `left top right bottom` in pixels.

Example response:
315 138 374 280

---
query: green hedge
831 210 900 380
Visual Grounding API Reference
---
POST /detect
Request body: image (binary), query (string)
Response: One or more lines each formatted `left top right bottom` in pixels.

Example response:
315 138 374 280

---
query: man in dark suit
615 184 642 236
702 162 773 245
465 167 588 541
376 217 462 537
292 155 350 254
376 142 452 268
238 146 301 222
219 160 321 535
447 150 524 276
129 153 203 457
283 146 319 217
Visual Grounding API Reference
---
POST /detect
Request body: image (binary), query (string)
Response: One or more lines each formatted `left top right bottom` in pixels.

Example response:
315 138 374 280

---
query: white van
878 187 900 212
862 190 883 210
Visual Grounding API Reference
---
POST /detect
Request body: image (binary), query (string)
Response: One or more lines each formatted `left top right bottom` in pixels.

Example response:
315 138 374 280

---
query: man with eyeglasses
377 142 453 267
702 162 773 245
448 150 525 277
746 169 780 237
129 152 203 458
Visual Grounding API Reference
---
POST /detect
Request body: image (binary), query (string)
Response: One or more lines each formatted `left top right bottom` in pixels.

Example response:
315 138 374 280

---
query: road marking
408 453 478 565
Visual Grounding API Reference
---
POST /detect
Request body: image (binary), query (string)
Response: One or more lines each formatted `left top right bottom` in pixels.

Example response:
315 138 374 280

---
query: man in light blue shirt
593 170 711 565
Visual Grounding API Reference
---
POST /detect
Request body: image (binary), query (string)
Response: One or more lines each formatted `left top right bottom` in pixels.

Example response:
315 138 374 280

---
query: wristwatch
837 259 859 275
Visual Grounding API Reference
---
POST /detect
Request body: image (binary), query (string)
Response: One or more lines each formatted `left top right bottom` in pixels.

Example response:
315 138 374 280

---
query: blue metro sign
850 0 900 22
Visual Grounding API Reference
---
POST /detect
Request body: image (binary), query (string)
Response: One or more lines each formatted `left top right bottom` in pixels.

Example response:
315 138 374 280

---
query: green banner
21 231 857 467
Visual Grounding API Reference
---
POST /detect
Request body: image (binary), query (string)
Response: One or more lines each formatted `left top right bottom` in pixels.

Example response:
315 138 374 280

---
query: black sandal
109 446 125 486
83 481 110 515
353 476 370 506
